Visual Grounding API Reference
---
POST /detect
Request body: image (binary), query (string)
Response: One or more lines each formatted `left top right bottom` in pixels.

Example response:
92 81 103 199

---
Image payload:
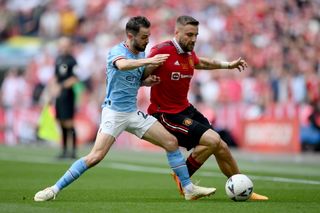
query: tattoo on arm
196 57 220 70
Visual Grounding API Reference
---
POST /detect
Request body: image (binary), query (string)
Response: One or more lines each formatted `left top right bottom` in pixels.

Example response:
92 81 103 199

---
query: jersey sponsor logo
125 75 141 86
126 76 138 82
183 118 193 126
171 72 192 80
171 72 181 80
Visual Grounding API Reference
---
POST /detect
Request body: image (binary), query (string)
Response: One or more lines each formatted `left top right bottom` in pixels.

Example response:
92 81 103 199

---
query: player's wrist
220 61 230 69
145 58 154 66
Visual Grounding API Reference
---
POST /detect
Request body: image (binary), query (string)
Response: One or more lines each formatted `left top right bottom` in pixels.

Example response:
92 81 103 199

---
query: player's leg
154 108 211 177
199 129 240 177
34 108 120 201
186 145 212 176
34 131 115 201
161 105 240 177
130 112 192 188
194 124 268 200
160 106 268 200
84 130 115 167
171 137 237 195
129 112 216 200
142 121 216 200
142 121 192 186
154 107 239 194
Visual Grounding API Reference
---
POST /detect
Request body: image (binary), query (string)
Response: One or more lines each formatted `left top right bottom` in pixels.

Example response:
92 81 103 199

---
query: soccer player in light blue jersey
34 16 216 201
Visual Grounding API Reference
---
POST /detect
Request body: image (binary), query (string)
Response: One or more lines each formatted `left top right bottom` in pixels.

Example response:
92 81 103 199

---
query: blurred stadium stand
0 0 319 152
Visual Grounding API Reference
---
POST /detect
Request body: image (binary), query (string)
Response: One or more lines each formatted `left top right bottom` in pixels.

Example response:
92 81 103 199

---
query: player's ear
175 24 183 35
174 28 180 37
127 32 134 40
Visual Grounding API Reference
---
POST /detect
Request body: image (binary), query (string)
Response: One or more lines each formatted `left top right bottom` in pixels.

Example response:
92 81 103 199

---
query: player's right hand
148 54 170 66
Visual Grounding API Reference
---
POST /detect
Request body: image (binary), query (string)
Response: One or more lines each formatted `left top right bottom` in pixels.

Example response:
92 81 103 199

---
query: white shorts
99 107 157 139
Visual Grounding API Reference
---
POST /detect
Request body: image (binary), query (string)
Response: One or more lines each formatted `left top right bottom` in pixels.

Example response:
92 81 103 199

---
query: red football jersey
147 40 200 114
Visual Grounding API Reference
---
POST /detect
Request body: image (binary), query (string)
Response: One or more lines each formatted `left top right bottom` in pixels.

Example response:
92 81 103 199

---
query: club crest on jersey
183 118 193 126
188 57 194 67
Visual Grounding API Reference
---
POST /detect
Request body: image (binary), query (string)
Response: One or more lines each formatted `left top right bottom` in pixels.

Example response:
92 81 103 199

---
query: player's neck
124 40 139 55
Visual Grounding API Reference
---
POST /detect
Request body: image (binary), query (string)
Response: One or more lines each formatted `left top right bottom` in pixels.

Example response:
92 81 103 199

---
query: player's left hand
142 75 160 87
229 57 247 72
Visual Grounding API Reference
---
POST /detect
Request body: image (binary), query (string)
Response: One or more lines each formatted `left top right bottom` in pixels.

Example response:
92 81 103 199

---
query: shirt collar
172 38 185 54
172 38 192 55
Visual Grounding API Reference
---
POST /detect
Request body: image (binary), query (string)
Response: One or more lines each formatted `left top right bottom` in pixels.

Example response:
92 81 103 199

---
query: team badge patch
104 121 113 129
188 57 194 67
183 118 193 126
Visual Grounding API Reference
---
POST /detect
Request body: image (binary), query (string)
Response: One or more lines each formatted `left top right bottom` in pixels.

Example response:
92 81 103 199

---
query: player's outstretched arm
115 54 169 71
195 57 247 72
141 54 170 79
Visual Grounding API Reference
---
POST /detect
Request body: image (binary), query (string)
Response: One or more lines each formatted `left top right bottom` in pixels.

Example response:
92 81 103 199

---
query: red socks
186 154 203 177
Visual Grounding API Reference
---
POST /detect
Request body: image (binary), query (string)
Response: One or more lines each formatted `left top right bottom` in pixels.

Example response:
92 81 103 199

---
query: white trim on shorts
99 107 157 139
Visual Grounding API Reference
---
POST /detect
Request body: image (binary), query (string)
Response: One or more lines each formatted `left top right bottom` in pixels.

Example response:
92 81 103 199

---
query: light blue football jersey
102 42 145 112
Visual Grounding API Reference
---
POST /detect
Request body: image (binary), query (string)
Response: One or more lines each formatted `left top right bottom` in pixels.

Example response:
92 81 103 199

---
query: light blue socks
166 149 191 187
52 151 191 193
54 158 88 192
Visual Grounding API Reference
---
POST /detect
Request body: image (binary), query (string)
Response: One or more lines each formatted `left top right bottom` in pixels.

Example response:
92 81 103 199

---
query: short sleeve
192 51 200 66
108 46 126 66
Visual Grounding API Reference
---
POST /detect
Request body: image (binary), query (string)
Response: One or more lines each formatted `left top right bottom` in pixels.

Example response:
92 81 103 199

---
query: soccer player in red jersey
147 15 268 200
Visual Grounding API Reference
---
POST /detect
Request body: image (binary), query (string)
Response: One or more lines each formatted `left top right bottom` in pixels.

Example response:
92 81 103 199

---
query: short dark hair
176 15 199 26
126 16 151 35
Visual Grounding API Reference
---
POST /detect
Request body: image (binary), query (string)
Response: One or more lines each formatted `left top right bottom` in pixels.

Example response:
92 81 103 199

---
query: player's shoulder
152 40 173 50
109 42 126 54
108 43 128 62
150 40 174 56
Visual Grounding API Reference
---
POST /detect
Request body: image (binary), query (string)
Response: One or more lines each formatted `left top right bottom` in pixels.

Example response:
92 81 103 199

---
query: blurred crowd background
0 0 320 151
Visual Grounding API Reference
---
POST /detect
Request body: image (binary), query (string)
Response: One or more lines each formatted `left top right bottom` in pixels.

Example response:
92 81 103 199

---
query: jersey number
137 111 148 119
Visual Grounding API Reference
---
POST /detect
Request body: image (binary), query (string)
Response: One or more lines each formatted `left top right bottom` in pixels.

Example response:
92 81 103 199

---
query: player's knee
162 134 178 152
85 153 104 167
219 140 229 151
206 131 223 151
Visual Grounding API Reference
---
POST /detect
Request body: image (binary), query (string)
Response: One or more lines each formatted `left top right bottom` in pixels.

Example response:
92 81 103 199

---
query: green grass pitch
0 145 319 213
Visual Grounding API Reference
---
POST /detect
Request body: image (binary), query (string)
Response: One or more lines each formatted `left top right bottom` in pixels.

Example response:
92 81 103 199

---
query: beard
133 41 146 52
180 41 195 52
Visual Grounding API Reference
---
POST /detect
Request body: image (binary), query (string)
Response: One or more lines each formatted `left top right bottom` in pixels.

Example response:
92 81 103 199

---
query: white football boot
184 184 216 200
34 187 57 201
